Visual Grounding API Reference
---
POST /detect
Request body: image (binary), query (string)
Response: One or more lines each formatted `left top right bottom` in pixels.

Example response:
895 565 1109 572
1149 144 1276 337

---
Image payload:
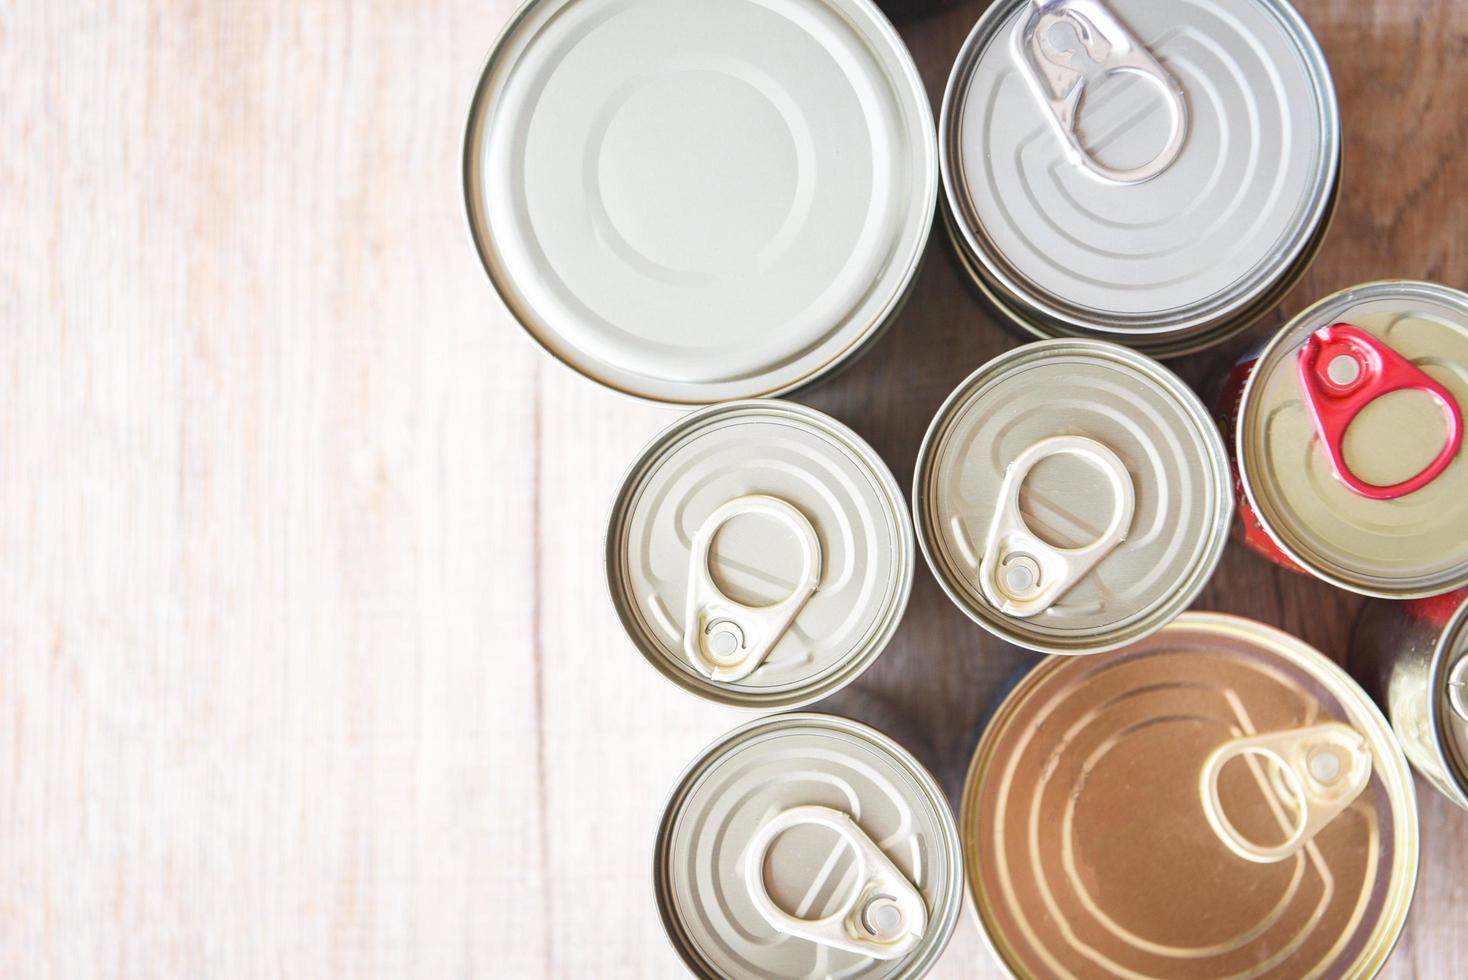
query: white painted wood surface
2 0 1464 977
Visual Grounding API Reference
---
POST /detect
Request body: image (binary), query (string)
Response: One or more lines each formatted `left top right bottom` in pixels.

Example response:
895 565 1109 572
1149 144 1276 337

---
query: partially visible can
1222 281 1468 597
913 339 1232 654
608 401 913 709
1352 589 1468 810
940 0 1340 356
463 0 937 404
655 713 963 978
961 612 1419 979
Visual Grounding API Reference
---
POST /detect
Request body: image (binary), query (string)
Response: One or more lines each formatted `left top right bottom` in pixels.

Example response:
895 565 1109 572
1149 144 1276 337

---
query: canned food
940 0 1340 356
913 339 1231 654
1352 589 1468 810
608 401 912 708
1223 281 1468 597
655 713 963 978
463 0 936 404
961 612 1419 979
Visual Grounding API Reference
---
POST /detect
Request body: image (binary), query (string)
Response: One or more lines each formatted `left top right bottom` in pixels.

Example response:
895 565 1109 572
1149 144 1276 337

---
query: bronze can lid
961 613 1418 979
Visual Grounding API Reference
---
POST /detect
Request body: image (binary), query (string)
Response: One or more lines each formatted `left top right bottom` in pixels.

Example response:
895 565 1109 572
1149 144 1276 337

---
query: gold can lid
962 613 1418 979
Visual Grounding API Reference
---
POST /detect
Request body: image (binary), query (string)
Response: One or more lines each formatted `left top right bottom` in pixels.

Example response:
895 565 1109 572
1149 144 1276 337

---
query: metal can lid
1239 281 1468 597
608 401 912 708
914 340 1231 654
962 613 1419 979
941 0 1338 338
463 0 936 404
655 713 963 978
1435 595 1468 800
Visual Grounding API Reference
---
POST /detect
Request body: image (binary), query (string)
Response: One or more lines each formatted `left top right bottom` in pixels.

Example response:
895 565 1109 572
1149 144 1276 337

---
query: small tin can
1222 281 1468 597
608 401 913 709
913 339 1232 654
1351 589 1468 810
655 713 963 978
463 0 936 404
961 612 1419 979
939 0 1340 356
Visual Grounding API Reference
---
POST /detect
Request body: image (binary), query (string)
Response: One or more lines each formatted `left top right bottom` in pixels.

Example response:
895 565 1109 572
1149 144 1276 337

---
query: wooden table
4 0 1465 975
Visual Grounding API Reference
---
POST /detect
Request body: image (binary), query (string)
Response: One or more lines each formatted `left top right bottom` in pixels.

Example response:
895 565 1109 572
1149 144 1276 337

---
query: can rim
1431 594 1468 802
958 611 1421 980
1237 279 1468 598
607 400 915 709
462 0 938 406
938 0 1340 336
653 712 965 979
913 339 1233 654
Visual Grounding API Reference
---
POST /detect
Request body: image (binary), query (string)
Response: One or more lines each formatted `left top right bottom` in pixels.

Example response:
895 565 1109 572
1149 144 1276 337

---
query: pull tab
683 495 820 683
978 436 1135 618
744 805 927 960
1449 654 1468 724
1297 323 1463 500
1012 0 1188 184
1199 723 1373 864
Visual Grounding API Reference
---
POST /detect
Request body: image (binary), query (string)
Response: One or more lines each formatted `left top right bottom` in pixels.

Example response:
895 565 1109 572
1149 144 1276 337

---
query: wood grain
0 0 1463 976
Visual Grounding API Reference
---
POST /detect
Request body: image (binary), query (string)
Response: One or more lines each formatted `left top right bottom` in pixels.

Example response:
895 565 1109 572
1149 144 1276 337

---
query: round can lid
1436 595 1468 800
608 401 913 708
962 613 1419 980
464 0 936 404
941 0 1338 335
914 340 1232 654
656 713 963 979
1239 281 1468 597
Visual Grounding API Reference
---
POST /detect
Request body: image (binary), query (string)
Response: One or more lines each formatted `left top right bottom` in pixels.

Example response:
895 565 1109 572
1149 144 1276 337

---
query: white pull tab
744 806 927 960
1012 0 1189 184
1448 654 1468 724
683 495 821 683
1199 723 1373 864
978 436 1135 618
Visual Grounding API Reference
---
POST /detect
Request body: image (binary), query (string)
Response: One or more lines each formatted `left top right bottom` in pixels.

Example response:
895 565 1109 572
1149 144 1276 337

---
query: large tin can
1222 281 1468 597
1351 589 1468 810
463 0 936 404
655 713 963 978
939 0 1340 357
961 612 1419 979
913 339 1232 654
608 401 913 709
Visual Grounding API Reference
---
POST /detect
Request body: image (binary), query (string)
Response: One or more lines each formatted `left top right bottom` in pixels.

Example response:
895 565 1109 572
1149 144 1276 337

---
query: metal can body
1226 281 1468 597
463 0 936 404
655 713 964 978
940 0 1340 356
961 613 1419 979
608 401 913 709
1351 589 1468 810
914 339 1232 654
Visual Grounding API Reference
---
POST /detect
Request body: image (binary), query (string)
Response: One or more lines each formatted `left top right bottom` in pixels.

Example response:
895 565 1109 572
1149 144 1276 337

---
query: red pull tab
1297 324 1463 500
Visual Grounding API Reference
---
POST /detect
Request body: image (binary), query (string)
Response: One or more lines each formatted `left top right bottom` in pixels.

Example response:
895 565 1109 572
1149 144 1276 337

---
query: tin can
939 0 1340 357
1224 281 1468 597
608 401 913 709
655 713 963 978
913 339 1232 654
961 612 1419 979
1351 589 1468 810
463 0 937 404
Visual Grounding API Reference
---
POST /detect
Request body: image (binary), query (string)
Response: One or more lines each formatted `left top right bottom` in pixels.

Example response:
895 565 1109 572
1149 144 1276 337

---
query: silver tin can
1351 589 1468 810
1232 281 1468 597
940 0 1340 357
914 339 1232 654
608 401 913 709
655 713 963 978
962 613 1419 979
463 0 936 404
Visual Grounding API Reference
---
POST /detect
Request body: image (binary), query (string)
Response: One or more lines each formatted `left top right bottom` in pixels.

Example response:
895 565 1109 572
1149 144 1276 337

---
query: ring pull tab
978 436 1135 619
1199 723 1373 865
1297 323 1464 500
1448 654 1468 724
744 806 927 960
683 495 820 683
1012 0 1189 184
